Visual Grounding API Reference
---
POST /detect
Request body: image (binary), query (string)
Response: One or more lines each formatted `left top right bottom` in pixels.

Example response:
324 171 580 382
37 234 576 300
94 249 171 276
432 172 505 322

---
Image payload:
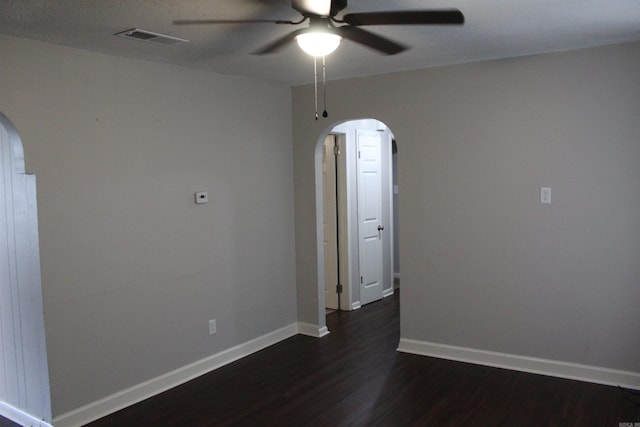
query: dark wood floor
0 417 19 427
77 292 639 426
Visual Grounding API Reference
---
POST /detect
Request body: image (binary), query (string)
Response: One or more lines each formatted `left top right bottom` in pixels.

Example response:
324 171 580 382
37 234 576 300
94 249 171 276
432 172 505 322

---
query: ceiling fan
174 0 465 57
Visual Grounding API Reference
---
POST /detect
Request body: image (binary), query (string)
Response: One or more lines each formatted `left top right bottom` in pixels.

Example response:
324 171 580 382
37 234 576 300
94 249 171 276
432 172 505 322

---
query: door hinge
336 284 343 294
333 145 340 156
360 275 363 284
358 150 361 159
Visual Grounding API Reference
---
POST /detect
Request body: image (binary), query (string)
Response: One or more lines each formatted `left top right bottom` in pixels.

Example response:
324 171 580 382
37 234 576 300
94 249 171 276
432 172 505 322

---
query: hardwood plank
87 293 640 426
0 417 20 427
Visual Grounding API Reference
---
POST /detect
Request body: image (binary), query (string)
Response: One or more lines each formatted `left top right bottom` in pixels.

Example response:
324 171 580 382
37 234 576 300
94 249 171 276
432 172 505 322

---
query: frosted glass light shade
296 32 342 56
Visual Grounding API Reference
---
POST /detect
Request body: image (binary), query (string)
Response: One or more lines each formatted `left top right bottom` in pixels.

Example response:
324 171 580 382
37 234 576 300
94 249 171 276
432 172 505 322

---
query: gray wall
293 42 640 373
0 35 295 417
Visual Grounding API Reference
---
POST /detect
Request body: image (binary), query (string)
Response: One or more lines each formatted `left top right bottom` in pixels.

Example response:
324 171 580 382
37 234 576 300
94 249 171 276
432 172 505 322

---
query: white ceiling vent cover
115 28 188 45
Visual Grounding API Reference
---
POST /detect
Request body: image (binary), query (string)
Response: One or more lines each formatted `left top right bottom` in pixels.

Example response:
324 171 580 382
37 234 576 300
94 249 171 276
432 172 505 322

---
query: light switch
195 191 208 204
540 187 551 204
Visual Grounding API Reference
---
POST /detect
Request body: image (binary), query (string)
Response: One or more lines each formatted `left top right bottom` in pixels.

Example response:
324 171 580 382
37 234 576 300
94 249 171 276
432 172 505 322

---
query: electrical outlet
208 319 216 335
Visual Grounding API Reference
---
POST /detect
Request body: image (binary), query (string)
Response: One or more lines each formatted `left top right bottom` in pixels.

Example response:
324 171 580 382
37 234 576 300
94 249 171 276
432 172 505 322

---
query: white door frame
322 135 339 310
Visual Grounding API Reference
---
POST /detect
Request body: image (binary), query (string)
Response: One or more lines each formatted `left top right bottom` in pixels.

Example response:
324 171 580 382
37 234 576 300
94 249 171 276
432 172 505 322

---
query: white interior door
322 135 339 309
357 130 384 306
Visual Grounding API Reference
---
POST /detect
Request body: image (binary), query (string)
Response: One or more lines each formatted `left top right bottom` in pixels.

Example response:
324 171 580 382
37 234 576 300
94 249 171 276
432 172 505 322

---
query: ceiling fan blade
330 0 348 17
342 9 464 26
335 26 407 55
292 0 331 16
173 19 298 25
252 28 305 54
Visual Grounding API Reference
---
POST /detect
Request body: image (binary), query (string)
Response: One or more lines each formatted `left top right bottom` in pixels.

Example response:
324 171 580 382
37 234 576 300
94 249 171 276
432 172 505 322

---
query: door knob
378 225 385 231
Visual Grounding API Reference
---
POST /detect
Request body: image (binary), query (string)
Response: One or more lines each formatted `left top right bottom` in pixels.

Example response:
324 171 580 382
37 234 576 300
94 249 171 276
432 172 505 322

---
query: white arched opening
313 118 397 334
0 113 52 426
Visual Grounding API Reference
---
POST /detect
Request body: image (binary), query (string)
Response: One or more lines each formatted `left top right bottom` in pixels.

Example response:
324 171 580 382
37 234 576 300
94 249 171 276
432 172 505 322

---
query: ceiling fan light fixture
296 32 342 57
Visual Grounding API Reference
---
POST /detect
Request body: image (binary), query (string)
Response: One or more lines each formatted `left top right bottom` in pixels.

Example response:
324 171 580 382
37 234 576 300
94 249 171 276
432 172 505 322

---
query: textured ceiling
1 0 639 86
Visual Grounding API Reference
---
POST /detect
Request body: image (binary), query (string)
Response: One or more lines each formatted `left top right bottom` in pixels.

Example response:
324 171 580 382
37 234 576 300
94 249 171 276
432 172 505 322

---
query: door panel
357 130 384 306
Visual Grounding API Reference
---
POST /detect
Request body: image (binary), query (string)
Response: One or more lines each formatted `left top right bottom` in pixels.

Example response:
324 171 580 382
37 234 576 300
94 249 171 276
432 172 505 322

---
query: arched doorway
0 113 52 426
315 118 398 327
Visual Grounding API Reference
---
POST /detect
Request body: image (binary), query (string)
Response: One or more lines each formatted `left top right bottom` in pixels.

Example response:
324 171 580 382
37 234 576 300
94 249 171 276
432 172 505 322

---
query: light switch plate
540 187 551 204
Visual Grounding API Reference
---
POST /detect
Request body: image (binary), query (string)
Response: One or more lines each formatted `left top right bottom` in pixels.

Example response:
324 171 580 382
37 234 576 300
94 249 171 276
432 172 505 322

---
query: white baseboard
351 301 361 311
398 338 640 390
53 323 299 427
0 401 53 427
297 322 330 338
383 288 394 298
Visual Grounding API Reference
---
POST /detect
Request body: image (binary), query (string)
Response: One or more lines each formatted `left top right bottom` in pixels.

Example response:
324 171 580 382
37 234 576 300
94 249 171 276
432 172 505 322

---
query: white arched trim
0 113 52 426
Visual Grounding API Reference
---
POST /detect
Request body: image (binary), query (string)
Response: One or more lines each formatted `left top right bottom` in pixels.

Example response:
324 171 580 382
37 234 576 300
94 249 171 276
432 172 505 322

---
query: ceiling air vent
114 28 188 46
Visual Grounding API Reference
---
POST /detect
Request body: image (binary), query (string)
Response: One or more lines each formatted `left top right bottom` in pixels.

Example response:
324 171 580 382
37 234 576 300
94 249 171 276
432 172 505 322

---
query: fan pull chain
313 56 319 120
322 56 328 118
